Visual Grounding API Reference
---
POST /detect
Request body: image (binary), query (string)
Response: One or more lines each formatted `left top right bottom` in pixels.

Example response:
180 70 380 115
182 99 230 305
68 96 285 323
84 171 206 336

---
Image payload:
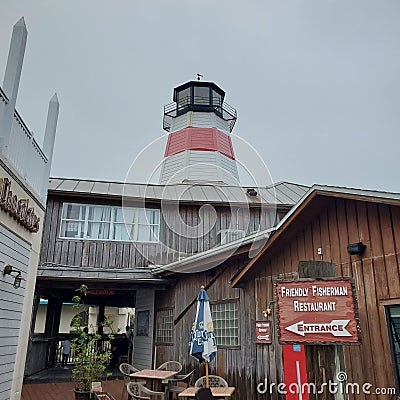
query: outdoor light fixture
347 242 367 256
3 264 23 289
263 301 275 318
247 188 258 197
263 308 272 318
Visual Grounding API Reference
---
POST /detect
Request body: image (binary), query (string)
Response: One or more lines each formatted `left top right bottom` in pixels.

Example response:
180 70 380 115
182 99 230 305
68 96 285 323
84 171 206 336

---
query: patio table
178 387 235 398
129 369 177 392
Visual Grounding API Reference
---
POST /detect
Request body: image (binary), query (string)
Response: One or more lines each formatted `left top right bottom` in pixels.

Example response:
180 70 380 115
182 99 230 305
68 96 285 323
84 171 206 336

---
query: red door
282 344 309 400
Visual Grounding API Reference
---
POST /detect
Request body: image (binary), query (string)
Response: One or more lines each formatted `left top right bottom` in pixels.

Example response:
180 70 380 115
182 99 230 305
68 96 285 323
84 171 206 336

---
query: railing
163 96 237 132
0 96 49 201
0 87 8 104
55 335 112 365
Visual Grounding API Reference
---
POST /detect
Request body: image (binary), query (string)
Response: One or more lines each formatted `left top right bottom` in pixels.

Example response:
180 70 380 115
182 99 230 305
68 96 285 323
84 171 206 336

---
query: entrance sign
276 279 360 344
256 321 271 343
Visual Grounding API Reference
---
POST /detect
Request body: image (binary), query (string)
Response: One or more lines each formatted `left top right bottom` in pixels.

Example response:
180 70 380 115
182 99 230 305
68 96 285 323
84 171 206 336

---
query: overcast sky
1 1 400 192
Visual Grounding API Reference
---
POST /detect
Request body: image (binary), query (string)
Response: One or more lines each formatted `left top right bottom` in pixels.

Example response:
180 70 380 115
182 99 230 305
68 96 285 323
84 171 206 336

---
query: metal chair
194 375 228 388
157 361 183 373
127 382 165 400
119 363 146 400
166 369 195 400
194 376 229 400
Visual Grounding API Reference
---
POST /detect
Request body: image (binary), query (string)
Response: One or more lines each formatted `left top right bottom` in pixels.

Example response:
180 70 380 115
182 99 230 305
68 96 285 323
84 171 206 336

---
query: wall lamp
347 242 367 256
263 301 275 318
3 265 23 289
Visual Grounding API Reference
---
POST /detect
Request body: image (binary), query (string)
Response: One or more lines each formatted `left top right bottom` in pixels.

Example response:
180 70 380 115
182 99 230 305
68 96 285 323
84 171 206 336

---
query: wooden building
149 184 400 399
28 178 307 376
228 185 400 399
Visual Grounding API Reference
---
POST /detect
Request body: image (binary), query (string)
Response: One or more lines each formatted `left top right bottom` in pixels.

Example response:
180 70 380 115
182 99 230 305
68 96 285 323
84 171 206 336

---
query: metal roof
48 178 309 206
151 228 274 275
37 265 170 284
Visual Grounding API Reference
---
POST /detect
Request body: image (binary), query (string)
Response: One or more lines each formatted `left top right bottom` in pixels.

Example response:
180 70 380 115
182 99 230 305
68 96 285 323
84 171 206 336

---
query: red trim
165 127 235 159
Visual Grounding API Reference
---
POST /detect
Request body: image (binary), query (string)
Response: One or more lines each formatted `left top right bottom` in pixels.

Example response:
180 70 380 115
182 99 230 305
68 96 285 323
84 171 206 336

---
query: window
177 87 191 108
155 309 174 344
387 305 400 389
211 301 239 347
60 203 160 242
194 86 210 105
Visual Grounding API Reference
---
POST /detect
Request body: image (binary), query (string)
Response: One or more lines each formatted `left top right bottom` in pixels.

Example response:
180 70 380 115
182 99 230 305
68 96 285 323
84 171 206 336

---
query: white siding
160 151 239 185
170 113 190 132
159 152 186 184
169 112 230 134
0 225 30 400
132 289 155 370
212 114 230 134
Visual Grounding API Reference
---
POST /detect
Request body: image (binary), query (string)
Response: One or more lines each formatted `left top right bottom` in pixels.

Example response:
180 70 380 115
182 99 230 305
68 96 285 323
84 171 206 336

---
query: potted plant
71 285 113 400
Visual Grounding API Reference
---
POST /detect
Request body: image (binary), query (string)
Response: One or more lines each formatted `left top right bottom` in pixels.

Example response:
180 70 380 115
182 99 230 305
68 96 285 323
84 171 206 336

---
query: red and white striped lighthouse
160 80 239 185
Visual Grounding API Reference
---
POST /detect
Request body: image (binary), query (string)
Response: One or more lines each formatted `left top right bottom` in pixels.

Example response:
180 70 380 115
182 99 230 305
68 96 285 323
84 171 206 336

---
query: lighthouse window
212 91 222 107
60 202 160 242
194 86 210 105
177 87 190 108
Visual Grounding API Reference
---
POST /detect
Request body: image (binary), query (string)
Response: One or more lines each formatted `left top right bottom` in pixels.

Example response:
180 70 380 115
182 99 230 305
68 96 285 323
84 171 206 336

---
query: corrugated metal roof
37 265 171 284
151 228 274 275
48 178 309 206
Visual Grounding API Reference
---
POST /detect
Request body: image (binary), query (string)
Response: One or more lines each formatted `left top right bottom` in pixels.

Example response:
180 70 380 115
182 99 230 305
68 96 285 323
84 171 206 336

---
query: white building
0 18 58 400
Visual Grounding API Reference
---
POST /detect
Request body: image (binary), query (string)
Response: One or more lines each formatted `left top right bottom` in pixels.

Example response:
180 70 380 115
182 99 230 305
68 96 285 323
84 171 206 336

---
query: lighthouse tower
160 80 239 185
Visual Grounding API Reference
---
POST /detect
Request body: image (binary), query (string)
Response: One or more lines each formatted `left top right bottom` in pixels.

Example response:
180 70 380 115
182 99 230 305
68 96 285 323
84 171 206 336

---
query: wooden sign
256 321 271 343
276 278 360 344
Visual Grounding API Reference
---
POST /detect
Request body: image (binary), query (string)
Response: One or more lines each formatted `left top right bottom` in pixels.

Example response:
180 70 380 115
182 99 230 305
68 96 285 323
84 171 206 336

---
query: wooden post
298 261 346 400
205 362 209 388
44 296 63 367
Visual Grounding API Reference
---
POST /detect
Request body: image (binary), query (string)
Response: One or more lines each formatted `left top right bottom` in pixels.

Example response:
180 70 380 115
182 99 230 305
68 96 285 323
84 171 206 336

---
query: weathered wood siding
133 289 155 370
40 196 271 268
154 255 265 399
155 198 400 399
253 198 400 400
0 225 30 400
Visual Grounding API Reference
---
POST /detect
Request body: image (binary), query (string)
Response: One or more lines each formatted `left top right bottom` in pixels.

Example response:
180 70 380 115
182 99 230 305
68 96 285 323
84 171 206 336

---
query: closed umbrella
188 286 217 388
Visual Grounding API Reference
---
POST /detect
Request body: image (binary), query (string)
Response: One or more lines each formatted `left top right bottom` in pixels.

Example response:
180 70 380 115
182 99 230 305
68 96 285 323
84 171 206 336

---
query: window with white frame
60 203 160 242
155 309 174 344
211 301 239 347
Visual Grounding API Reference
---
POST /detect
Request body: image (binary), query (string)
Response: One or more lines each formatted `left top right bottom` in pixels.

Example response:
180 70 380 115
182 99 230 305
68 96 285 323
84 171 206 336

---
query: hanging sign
256 321 271 344
276 278 360 344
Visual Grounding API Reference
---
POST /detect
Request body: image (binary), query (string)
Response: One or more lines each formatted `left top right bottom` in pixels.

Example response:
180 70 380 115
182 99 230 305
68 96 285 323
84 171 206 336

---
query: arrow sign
257 335 270 341
285 320 351 337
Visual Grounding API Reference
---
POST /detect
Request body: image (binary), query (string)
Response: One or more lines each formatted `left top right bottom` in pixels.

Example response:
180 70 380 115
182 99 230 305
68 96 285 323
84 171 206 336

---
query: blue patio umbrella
189 286 217 387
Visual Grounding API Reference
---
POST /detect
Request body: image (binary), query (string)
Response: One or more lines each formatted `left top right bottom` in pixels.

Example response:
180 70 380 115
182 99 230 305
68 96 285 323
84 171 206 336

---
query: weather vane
197 73 203 81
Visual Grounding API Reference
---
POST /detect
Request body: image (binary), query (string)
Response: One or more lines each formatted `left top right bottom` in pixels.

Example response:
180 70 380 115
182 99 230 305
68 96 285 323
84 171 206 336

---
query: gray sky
1 0 400 192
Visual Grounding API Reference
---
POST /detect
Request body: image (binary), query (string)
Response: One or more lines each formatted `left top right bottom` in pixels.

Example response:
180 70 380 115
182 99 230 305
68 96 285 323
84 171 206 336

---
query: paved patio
22 380 123 400
22 365 124 400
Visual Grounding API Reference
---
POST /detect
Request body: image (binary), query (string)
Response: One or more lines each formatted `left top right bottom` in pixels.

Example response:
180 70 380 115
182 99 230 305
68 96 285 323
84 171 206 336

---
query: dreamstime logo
257 372 396 396
122 133 277 270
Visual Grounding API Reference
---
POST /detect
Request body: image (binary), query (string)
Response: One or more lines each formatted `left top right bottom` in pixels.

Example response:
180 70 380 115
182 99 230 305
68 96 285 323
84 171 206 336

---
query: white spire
3 17 27 101
0 17 28 155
